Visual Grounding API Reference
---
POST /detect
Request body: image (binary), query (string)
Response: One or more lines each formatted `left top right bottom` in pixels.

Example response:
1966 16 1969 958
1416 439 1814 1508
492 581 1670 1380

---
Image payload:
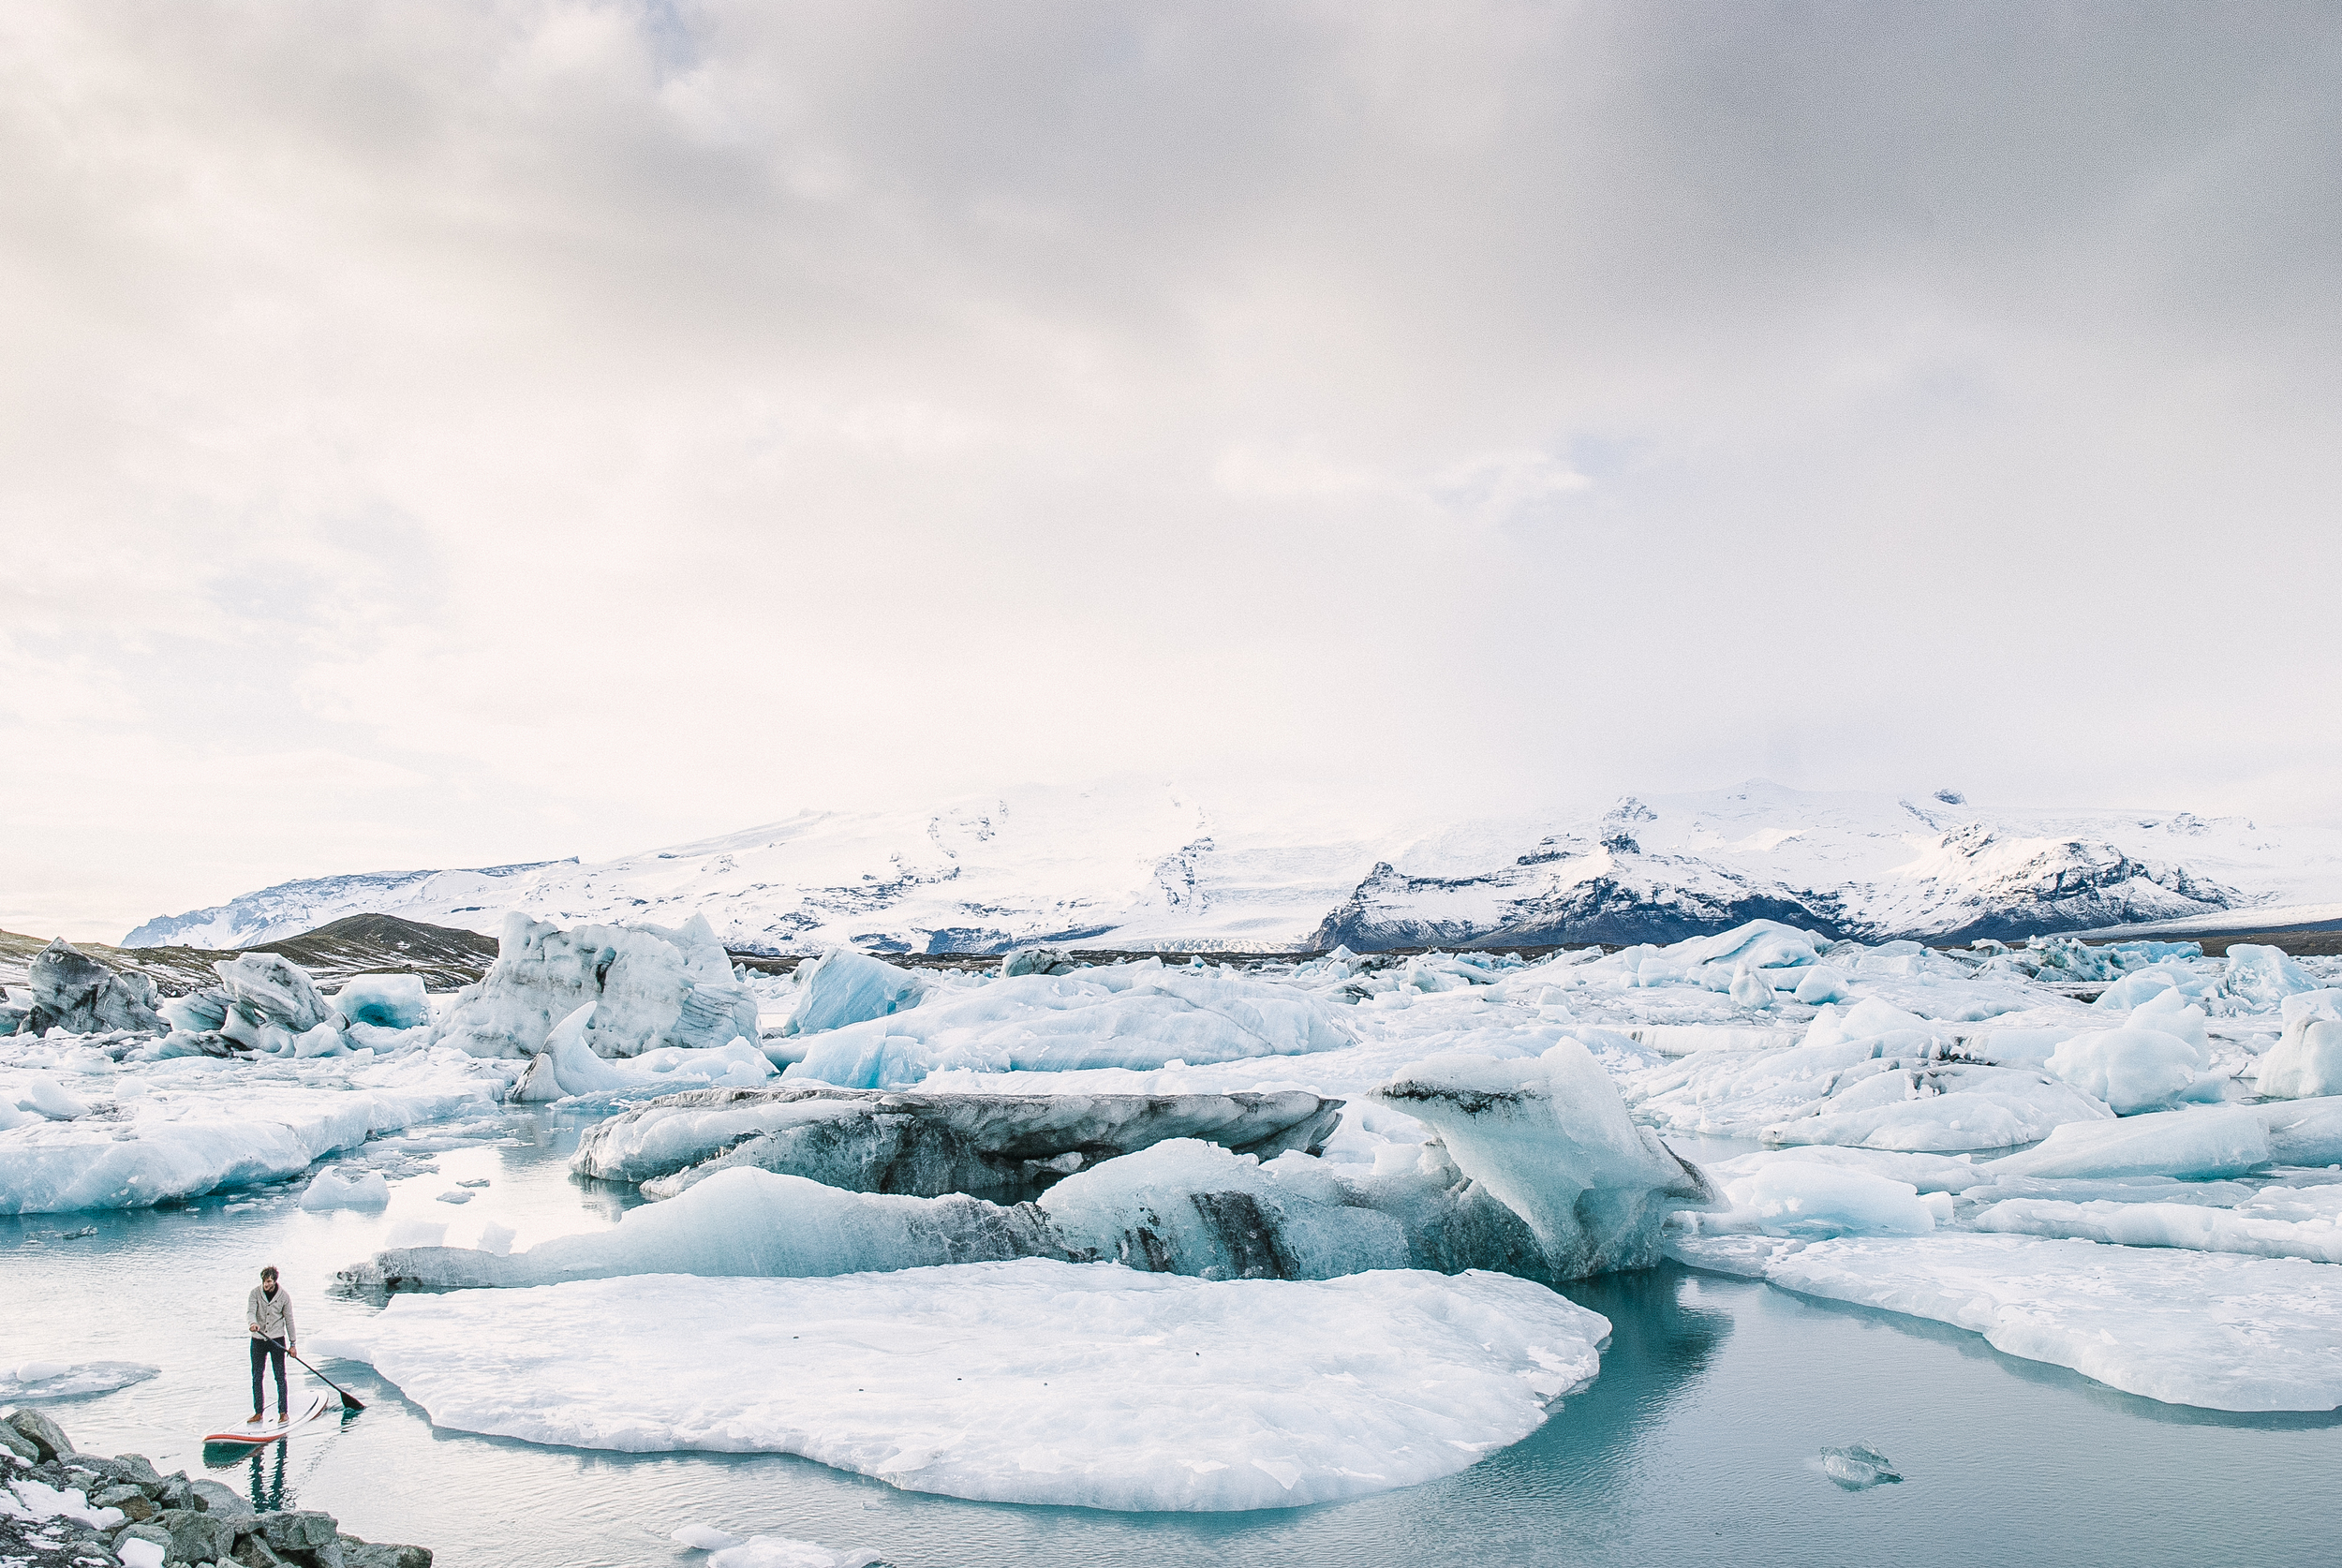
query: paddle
287 1351 365 1413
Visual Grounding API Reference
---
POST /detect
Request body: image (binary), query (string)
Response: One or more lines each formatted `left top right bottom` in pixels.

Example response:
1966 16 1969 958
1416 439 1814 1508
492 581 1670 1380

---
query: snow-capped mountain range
121 780 2342 955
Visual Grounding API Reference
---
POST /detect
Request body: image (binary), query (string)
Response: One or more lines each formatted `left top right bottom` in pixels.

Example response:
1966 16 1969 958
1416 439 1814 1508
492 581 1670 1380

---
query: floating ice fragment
671 1523 746 1550
709 1537 882 1568
300 1169 391 1210
1819 1442 1900 1489
1697 1163 1944 1239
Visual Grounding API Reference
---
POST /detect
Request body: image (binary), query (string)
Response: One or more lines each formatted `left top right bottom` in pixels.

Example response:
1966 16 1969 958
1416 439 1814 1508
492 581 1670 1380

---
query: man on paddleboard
246 1265 297 1425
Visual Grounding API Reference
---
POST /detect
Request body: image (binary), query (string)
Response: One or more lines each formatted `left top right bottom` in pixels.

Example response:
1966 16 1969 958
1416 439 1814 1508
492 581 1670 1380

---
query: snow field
319 1259 1608 1511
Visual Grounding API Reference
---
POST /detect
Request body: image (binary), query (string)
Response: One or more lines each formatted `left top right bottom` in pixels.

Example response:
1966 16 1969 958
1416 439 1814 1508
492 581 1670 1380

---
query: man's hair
259 1265 279 1280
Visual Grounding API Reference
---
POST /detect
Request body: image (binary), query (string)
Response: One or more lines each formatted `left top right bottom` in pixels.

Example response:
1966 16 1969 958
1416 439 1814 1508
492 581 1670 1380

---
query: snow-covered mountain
122 862 571 950
120 780 2342 954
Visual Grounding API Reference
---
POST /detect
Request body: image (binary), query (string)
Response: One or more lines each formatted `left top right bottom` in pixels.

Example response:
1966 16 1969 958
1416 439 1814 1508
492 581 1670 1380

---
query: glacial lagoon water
9 1105 2340 1568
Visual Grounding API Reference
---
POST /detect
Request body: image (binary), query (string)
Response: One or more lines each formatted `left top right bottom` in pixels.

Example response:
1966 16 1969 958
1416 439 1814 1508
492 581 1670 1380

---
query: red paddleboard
203 1391 333 1446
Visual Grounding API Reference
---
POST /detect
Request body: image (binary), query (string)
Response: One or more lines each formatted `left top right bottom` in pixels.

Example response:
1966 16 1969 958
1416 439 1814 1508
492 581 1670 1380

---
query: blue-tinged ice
334 972 432 1030
782 949 924 1037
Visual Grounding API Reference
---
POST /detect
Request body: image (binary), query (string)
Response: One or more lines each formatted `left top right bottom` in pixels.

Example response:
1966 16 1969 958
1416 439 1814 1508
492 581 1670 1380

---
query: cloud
1 0 2337 937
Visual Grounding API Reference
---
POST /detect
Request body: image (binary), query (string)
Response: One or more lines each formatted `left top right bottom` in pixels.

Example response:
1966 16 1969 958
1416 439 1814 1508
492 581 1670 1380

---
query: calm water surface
8 1107 2337 1567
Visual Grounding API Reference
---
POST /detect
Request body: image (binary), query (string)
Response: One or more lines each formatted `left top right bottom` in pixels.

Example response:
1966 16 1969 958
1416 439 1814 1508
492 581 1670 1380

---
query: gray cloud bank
2 1 2337 938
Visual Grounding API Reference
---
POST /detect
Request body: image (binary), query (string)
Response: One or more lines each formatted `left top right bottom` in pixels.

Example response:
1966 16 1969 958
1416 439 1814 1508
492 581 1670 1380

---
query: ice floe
319 1258 1607 1510
0 1044 507 1213
0 1360 159 1400
1669 1231 2342 1411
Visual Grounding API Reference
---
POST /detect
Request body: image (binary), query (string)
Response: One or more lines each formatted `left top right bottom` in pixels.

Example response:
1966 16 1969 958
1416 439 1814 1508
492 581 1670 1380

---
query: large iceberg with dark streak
345 1039 1715 1291
572 1084 1344 1202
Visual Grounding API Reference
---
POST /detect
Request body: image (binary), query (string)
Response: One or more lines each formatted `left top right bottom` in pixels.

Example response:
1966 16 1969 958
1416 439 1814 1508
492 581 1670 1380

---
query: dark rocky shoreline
1 1409 430 1568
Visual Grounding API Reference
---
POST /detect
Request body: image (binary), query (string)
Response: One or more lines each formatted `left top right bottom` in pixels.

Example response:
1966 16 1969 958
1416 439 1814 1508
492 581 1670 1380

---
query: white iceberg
300 1168 392 1209
2254 991 2342 1101
1689 1161 1949 1239
536 1003 775 1097
432 913 761 1060
324 1258 1608 1510
2047 1028 2203 1115
334 973 433 1030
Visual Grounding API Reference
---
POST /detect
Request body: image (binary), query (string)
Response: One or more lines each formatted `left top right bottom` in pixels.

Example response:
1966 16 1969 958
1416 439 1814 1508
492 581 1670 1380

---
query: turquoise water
9 1106 2339 1567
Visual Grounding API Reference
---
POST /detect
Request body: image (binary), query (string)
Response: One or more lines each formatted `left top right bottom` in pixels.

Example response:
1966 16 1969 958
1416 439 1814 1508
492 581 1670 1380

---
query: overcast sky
4 1 2338 939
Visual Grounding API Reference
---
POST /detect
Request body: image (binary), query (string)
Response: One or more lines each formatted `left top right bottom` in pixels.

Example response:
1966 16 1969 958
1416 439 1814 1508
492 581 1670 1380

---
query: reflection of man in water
245 1265 297 1424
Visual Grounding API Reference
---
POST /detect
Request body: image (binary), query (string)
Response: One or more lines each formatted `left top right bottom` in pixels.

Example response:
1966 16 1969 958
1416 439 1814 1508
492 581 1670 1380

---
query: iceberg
782 950 923 1036
571 1083 1343 1202
1759 1063 2111 1154
333 973 432 1030
342 1167 1056 1288
1678 1231 2342 1412
2092 963 2216 1012
22 940 164 1037
787 967 1351 1089
535 1004 775 1098
432 913 760 1060
300 1168 392 1209
320 1258 1608 1510
348 1058 1711 1291
2254 992 2342 1101
1688 1161 1949 1239
2224 943 2317 1012
1369 1043 1720 1277
1703 1145 1991 1193
215 952 341 1056
2047 1028 2203 1115
2258 1094 2342 1166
